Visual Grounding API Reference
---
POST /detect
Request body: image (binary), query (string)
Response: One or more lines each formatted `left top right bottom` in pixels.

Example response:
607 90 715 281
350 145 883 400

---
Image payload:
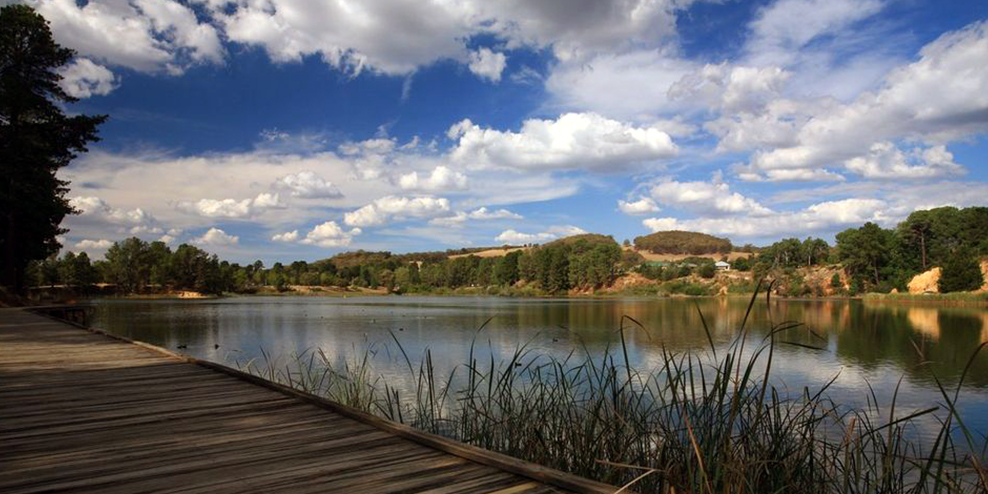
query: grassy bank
235 285 988 493
863 292 988 307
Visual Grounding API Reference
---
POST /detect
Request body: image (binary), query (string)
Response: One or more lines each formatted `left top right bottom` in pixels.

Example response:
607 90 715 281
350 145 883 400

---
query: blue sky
20 0 988 263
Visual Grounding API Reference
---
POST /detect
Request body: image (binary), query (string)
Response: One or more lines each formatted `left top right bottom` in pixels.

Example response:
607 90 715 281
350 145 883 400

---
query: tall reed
235 283 988 493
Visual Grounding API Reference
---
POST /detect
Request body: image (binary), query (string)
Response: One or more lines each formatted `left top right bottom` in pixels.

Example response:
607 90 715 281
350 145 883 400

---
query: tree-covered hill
633 231 733 255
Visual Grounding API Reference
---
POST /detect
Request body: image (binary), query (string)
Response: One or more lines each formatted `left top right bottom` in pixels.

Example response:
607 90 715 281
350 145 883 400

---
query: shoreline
86 287 988 307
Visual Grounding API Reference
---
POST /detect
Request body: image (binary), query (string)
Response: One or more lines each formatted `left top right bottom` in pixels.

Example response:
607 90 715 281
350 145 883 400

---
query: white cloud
468 48 507 82
70 196 155 224
429 207 522 226
271 230 299 242
199 0 682 77
344 196 450 227
746 20 988 177
32 0 223 74
398 166 467 192
643 198 887 239
495 229 555 244
494 224 586 244
68 195 162 240
617 197 660 215
544 50 697 120
129 225 163 234
276 171 342 198
192 227 239 246
648 180 772 216
744 0 886 67
74 239 113 250
158 234 176 245
180 192 284 218
58 58 117 98
668 63 791 113
448 113 677 172
300 221 361 247
469 207 522 220
844 142 964 179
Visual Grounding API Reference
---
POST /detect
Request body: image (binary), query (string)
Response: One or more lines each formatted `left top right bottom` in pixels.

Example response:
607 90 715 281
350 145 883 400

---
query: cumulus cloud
429 207 522 226
300 221 361 247
398 166 468 192
344 196 450 227
448 113 677 172
194 0 682 77
744 20 988 178
648 180 772 216
494 225 586 244
276 171 342 199
68 196 162 238
844 143 964 179
468 48 507 82
193 227 239 246
643 198 887 239
57 58 117 98
74 239 113 250
32 0 223 74
179 192 284 218
668 63 791 113
271 230 299 242
617 197 660 215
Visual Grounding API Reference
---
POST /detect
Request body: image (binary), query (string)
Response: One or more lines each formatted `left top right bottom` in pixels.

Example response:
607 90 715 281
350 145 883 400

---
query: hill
633 231 732 255
543 233 619 249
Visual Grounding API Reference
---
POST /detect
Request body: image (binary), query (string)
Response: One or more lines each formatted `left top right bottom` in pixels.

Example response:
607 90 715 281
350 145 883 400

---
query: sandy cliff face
907 267 942 294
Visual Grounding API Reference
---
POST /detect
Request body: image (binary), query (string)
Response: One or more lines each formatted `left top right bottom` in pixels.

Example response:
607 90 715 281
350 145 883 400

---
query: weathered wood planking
0 309 621 494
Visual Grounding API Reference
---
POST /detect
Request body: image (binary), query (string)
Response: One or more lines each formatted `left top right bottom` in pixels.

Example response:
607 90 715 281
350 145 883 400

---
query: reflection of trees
835 304 988 387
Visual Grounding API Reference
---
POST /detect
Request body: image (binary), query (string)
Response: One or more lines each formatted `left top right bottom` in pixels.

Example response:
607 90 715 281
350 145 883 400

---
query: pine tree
0 5 106 290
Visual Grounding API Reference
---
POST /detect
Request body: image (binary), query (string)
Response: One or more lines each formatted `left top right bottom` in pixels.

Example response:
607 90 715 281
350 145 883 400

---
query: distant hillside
318 245 526 267
543 233 619 249
633 231 733 255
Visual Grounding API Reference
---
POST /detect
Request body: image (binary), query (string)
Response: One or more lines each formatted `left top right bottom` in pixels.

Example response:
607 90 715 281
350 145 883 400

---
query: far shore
73 285 988 307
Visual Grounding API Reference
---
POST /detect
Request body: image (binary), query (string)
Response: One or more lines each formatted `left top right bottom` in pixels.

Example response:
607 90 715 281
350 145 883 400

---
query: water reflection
89 295 988 445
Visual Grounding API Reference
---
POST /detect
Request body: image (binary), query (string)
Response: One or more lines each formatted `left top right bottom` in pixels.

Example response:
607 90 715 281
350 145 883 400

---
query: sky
15 0 988 264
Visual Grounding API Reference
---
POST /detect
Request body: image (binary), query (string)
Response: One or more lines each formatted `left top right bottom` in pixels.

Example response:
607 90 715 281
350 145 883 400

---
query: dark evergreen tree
0 5 106 290
938 250 983 293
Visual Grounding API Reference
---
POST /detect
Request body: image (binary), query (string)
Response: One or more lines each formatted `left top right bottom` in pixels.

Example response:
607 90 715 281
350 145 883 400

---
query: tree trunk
920 234 927 270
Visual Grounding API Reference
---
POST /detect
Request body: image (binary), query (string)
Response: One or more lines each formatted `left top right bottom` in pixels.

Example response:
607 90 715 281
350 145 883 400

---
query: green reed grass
235 282 988 493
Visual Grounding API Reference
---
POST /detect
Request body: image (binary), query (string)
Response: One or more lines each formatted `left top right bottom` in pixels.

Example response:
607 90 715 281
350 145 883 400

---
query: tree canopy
0 4 105 290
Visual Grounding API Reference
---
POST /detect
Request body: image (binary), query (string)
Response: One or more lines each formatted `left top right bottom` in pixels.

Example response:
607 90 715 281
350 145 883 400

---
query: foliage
732 256 751 271
939 251 984 293
633 230 732 255
836 222 895 287
0 5 106 290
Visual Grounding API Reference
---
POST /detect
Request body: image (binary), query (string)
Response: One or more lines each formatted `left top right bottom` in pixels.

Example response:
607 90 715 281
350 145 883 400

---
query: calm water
90 295 988 444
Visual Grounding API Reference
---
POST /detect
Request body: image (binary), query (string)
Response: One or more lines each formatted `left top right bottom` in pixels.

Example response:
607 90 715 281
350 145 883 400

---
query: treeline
28 234 633 295
747 206 988 294
835 206 988 293
28 206 988 297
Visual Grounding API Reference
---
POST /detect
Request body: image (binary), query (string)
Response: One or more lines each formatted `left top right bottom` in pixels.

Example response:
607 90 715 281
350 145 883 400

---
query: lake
89 295 988 444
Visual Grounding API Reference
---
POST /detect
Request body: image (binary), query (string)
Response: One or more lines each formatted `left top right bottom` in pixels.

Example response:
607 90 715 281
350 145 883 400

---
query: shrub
698 263 716 279
938 252 984 293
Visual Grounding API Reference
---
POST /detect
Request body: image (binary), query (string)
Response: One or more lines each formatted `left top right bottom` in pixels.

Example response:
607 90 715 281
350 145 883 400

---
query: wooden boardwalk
0 309 616 494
